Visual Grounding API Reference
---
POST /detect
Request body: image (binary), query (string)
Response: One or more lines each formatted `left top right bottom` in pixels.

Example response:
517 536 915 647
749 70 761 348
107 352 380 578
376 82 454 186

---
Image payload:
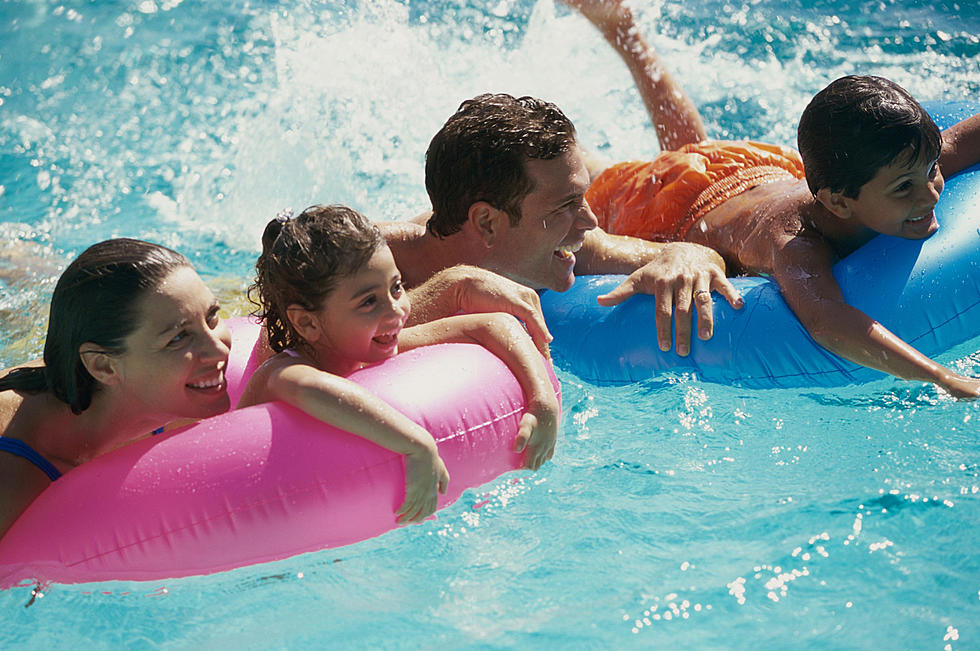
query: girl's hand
514 396 560 471
396 440 450 524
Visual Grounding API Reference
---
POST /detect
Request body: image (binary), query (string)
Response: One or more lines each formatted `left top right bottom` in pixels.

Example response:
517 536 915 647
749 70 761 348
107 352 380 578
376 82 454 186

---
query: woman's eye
895 181 912 193
391 281 404 297
207 307 220 328
168 331 189 347
359 295 377 309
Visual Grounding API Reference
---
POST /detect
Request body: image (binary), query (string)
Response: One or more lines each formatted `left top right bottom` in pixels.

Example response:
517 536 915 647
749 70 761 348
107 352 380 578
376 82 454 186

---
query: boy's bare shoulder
689 179 813 273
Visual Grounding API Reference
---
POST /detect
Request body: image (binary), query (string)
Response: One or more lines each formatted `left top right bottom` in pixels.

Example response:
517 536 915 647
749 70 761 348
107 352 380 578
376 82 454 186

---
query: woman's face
111 265 232 420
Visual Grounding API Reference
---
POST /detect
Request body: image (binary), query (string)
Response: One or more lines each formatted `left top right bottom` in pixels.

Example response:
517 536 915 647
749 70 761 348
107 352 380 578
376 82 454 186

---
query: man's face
486 146 598 292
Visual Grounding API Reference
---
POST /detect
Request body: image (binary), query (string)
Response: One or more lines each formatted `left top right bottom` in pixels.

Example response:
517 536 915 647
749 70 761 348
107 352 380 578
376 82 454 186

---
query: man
382 93 742 357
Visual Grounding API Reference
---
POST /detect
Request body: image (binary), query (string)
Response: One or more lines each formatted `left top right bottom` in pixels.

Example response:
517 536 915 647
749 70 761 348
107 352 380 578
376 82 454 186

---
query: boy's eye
895 181 912 193
207 306 220 328
929 163 940 179
168 331 189 347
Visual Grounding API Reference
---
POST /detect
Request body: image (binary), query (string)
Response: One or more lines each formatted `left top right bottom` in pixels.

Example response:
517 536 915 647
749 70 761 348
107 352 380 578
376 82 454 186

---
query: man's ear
285 305 321 344
468 201 506 248
815 188 852 219
78 344 120 385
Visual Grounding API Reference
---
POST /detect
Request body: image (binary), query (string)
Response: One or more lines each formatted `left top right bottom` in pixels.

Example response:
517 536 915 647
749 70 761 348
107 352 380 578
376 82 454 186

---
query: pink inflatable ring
0 318 560 588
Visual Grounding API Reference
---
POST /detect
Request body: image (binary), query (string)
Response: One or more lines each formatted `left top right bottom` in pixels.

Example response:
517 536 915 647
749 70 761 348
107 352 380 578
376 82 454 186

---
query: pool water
2 0 979 648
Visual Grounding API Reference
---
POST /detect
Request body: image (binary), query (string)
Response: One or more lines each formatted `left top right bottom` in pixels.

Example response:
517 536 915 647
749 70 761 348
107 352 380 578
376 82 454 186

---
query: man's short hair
798 75 941 198
424 93 578 237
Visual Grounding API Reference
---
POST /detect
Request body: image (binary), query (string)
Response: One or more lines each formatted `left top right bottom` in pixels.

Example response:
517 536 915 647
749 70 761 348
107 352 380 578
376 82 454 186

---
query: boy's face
846 149 943 239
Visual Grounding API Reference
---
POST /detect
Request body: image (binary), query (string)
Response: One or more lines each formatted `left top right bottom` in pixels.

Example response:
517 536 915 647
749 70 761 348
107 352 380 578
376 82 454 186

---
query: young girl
238 205 560 524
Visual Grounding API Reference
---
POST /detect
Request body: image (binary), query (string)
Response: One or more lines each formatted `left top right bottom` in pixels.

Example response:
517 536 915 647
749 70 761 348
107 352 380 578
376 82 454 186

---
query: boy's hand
940 374 980 400
397 443 450 524
513 398 560 471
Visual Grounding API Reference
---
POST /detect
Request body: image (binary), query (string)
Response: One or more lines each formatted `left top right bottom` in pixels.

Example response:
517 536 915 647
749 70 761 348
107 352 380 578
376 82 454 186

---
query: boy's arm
559 0 706 150
774 234 980 398
940 113 980 177
238 358 450 524
574 228 743 356
400 314 560 470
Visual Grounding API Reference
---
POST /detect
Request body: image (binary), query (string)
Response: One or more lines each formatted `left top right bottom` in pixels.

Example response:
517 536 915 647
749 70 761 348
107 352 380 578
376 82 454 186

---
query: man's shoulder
377 219 426 244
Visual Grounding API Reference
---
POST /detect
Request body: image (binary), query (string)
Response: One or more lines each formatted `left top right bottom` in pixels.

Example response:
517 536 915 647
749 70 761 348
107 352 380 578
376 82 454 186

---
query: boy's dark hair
797 75 941 198
249 204 383 353
424 93 578 237
0 238 191 414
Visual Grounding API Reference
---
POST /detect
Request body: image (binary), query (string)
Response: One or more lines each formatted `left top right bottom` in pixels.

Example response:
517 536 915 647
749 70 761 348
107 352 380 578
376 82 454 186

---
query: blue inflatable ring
542 101 980 388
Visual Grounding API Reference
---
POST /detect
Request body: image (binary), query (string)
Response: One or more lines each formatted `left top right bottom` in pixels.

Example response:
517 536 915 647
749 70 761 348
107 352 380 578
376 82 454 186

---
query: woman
0 238 232 537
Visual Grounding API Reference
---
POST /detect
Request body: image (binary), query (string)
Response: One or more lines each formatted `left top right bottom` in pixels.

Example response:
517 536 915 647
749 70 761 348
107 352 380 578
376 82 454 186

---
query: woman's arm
400 313 560 470
238 358 450 523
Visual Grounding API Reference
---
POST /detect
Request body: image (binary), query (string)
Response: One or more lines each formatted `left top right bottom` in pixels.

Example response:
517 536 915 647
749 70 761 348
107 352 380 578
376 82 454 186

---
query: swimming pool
2 0 979 647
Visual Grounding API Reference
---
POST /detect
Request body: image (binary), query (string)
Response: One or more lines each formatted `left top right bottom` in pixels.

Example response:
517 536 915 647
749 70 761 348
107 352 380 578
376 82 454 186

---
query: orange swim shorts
584 140 805 241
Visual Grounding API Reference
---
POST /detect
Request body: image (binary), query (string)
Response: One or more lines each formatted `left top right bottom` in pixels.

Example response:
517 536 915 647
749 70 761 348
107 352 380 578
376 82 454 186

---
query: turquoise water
2 0 979 648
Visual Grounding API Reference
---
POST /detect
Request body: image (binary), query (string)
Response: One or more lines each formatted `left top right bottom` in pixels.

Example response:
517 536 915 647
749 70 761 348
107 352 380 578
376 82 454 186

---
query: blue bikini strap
0 436 63 481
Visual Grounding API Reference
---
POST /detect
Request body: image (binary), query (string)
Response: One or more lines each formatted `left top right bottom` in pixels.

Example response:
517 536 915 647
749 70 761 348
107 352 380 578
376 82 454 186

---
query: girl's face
308 245 411 376
111 265 232 421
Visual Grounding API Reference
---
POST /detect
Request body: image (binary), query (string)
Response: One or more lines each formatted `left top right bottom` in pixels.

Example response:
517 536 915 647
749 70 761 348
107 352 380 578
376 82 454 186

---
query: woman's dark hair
798 75 941 198
425 93 578 237
249 205 383 353
0 238 191 414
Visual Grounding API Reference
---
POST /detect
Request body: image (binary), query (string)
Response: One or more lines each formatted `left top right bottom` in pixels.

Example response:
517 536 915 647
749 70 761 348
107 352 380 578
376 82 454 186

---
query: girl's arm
400 313 560 470
940 113 980 177
238 358 450 524
774 234 980 398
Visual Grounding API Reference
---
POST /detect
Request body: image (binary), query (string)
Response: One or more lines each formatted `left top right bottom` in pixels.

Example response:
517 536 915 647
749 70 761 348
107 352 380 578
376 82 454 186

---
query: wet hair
0 238 191 414
424 93 578 237
797 75 941 198
249 204 384 353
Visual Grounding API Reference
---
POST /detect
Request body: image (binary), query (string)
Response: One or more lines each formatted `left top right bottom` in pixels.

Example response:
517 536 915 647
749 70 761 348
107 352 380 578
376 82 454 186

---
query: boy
565 0 980 397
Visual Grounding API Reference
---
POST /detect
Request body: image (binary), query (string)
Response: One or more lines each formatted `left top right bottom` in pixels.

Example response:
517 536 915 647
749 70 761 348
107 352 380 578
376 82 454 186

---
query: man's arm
405 265 553 358
774 233 980 398
575 228 742 356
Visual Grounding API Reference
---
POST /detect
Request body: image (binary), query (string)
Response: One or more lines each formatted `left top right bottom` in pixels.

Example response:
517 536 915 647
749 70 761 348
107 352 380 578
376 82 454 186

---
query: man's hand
596 242 742 355
407 265 553 358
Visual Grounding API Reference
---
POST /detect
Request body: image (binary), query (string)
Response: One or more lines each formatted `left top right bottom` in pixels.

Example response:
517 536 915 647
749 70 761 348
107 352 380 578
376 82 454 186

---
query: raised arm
560 0 706 150
940 113 980 177
405 265 552 358
237 359 450 523
400 313 560 470
774 234 980 398
575 228 742 356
